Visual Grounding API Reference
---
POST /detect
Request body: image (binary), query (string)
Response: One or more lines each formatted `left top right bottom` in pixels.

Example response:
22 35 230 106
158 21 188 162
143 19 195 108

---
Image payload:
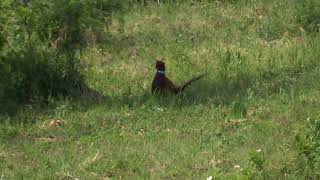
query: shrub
0 0 125 106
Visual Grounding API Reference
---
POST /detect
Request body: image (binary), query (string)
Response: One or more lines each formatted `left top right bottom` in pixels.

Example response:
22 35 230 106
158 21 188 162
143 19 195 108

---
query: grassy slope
1 1 320 179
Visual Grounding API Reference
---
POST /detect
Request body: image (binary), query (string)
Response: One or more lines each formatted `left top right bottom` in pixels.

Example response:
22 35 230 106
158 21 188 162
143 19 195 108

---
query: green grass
1 0 320 179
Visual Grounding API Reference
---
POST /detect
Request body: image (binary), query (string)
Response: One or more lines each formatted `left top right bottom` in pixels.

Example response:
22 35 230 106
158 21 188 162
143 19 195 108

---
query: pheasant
151 60 205 94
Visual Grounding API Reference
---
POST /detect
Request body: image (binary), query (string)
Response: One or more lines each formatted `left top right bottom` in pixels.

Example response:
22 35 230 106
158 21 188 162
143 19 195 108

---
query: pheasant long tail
178 73 206 92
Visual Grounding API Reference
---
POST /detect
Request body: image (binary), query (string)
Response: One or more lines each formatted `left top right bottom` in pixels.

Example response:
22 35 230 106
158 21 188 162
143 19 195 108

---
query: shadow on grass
184 66 315 106
1 65 317 121
74 65 316 112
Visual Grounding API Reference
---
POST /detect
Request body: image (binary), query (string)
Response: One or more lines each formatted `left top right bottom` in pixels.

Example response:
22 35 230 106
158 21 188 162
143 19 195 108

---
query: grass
1 0 320 179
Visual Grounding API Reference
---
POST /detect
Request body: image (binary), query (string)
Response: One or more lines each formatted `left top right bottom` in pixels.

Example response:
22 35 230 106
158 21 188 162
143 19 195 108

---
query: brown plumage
151 60 205 95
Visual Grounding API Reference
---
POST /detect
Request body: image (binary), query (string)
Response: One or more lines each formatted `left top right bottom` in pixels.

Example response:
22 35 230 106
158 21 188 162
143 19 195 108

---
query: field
1 1 320 179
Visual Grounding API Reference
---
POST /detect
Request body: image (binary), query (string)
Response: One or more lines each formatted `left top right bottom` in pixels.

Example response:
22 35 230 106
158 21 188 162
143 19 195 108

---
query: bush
0 0 125 106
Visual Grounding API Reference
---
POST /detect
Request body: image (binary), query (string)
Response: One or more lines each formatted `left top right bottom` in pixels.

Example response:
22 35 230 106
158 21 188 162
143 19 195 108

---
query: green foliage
0 120 18 139
257 14 287 41
0 60 10 98
231 101 247 118
0 3 7 99
242 150 267 178
218 50 247 80
129 0 177 5
248 151 266 172
296 0 320 33
0 126 18 139
295 115 320 176
0 0 125 108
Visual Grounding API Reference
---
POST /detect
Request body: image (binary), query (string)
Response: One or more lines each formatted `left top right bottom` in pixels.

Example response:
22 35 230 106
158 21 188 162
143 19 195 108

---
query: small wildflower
256 149 261 152
155 107 164 111
234 164 240 169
